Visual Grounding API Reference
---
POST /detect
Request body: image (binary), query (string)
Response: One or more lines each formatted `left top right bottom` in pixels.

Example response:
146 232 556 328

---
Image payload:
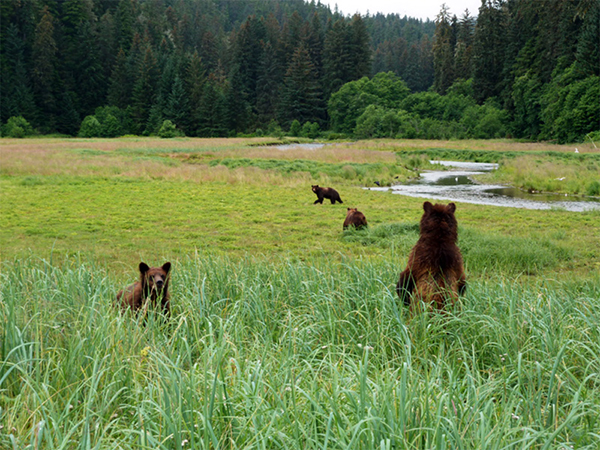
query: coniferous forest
1 0 598 143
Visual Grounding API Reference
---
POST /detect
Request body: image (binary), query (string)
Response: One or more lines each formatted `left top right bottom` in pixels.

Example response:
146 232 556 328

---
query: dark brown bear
343 208 368 230
312 185 343 204
396 202 466 312
117 262 172 317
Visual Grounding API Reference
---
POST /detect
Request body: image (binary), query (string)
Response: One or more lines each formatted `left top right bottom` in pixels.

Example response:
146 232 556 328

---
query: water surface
370 161 600 212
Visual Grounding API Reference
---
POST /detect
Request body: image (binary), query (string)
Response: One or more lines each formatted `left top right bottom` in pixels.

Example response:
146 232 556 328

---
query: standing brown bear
343 208 368 230
117 262 172 317
396 202 466 312
312 185 343 204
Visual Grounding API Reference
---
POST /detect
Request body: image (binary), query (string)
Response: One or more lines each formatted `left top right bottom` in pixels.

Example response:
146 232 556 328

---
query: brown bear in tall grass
117 262 172 317
312 185 343 204
343 208 368 230
396 202 466 312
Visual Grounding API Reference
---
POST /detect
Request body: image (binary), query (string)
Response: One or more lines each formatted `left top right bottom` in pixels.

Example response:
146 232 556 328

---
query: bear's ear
162 262 171 274
347 207 351 211
139 262 150 274
423 201 433 213
447 203 456 213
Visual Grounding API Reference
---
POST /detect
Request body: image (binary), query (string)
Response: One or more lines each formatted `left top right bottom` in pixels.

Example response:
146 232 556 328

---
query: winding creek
370 161 600 212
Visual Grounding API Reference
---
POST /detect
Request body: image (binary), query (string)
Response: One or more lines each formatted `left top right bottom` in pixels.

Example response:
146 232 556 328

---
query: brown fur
312 185 343 204
396 202 466 313
117 262 172 317
343 208 367 230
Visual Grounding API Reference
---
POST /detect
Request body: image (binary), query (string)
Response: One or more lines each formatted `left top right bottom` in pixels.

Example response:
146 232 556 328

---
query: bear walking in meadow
312 185 343 204
343 208 368 230
396 202 466 313
117 262 172 317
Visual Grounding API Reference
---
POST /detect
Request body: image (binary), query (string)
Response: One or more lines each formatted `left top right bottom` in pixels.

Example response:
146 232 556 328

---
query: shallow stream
370 160 600 212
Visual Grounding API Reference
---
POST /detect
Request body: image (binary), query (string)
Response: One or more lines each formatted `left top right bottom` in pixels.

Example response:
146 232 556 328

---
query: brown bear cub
343 208 368 230
396 202 466 313
117 262 172 317
312 185 343 204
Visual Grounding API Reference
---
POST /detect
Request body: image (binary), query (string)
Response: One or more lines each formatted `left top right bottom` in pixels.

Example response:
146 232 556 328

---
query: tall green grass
2 255 599 449
342 223 575 275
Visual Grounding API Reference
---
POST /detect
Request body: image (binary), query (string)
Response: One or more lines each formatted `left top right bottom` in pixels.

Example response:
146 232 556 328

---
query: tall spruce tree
32 6 58 132
107 48 132 108
1 24 37 124
131 45 159 134
472 0 508 103
164 75 191 133
454 9 474 81
279 43 324 127
186 51 206 136
432 5 456 94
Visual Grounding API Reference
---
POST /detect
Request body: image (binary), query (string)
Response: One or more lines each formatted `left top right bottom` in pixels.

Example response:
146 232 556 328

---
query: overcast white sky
322 0 482 20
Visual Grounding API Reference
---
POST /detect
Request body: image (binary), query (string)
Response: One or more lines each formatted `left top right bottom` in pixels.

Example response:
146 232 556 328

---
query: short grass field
1 137 600 449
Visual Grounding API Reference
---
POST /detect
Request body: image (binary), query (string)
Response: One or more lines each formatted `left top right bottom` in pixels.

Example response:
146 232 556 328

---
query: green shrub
158 120 183 138
301 121 320 139
2 116 34 138
587 180 600 196
289 119 301 137
78 115 102 138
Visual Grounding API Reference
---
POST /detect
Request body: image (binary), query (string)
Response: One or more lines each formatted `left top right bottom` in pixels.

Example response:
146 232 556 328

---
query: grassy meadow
1 137 600 449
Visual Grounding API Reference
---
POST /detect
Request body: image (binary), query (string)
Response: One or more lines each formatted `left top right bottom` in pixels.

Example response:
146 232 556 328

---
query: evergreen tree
472 0 508 103
32 6 58 132
454 9 475 80
186 51 207 136
230 15 268 123
575 0 600 76
225 64 252 133
348 14 371 80
1 24 37 124
279 43 324 126
108 48 132 108
323 18 352 97
280 11 305 65
131 45 159 134
256 40 282 126
97 11 117 84
164 75 191 133
73 19 106 117
306 13 324 79
115 0 136 51
197 80 228 137
432 5 456 94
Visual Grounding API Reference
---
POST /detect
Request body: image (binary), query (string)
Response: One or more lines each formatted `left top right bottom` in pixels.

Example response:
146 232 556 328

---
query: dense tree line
1 0 597 143
427 0 599 142
1 0 399 136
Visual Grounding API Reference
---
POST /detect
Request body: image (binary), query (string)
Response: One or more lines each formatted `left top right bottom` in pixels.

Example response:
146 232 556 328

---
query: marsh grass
2 171 598 273
476 154 600 196
341 223 574 275
2 137 600 447
2 255 599 449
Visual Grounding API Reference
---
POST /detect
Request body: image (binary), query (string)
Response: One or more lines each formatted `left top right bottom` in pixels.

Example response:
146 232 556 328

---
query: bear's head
346 207 358 215
139 262 171 292
312 185 319 192
420 201 458 240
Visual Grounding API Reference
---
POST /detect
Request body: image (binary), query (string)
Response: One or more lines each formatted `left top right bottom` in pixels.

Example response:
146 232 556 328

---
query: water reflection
371 160 600 212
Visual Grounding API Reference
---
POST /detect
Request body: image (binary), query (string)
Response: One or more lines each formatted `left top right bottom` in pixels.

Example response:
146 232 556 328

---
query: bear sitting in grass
396 202 466 313
343 208 367 230
312 185 343 204
117 262 171 317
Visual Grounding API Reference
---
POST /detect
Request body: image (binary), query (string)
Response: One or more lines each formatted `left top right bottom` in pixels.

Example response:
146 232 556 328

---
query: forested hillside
1 0 598 142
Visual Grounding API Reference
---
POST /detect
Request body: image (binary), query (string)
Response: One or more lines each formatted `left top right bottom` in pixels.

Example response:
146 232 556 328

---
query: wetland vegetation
1 137 600 449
